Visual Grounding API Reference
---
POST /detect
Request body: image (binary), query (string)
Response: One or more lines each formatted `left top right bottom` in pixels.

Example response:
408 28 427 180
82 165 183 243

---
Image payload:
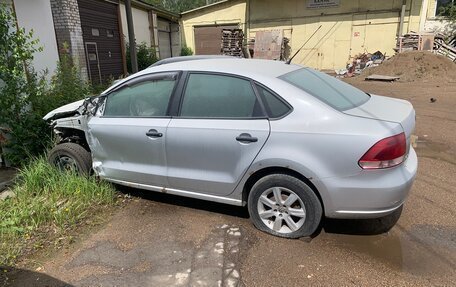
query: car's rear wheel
48 143 92 176
248 174 322 238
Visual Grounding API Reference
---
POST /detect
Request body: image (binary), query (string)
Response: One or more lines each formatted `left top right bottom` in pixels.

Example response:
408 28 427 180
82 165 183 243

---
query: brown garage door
78 0 123 84
194 25 237 55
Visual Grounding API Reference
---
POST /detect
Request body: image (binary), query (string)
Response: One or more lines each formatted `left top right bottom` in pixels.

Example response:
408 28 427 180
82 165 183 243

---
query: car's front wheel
248 174 322 238
48 143 92 176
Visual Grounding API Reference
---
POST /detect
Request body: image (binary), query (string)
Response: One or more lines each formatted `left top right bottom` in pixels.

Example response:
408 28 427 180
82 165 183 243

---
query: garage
194 25 238 55
157 18 172 58
78 0 124 84
157 18 180 59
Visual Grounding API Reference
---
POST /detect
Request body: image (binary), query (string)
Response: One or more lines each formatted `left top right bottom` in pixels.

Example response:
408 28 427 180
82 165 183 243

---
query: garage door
78 0 123 84
158 18 172 59
194 25 238 55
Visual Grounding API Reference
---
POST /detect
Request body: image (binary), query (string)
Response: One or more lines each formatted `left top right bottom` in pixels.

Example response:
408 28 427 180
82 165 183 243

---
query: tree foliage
126 42 159 73
180 45 193 56
438 2 456 39
0 5 89 166
144 0 220 13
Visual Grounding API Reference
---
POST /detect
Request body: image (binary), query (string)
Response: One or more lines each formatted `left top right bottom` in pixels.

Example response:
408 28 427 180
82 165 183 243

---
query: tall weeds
0 157 116 265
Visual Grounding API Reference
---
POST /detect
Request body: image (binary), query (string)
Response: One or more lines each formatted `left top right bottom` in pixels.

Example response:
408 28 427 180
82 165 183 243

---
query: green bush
0 157 116 265
438 2 456 40
0 5 90 166
49 44 90 107
126 41 159 73
180 45 194 56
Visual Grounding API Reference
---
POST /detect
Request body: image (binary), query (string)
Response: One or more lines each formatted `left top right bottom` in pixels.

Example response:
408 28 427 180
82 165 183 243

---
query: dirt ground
361 51 456 83
1 79 455 286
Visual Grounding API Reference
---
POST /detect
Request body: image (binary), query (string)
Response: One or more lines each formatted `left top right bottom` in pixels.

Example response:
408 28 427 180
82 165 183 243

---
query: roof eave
129 0 180 20
181 0 231 15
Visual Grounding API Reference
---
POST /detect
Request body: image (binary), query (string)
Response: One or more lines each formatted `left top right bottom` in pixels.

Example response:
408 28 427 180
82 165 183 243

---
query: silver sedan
45 57 417 238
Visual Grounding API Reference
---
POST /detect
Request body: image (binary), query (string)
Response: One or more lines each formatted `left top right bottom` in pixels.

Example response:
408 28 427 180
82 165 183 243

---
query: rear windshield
279 68 370 111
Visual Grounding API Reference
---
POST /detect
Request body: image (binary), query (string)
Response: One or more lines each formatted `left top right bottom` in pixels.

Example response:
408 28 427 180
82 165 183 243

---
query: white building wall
14 0 60 78
119 3 151 46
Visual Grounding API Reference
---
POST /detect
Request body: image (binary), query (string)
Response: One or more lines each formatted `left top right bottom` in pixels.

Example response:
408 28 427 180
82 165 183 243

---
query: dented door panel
87 117 171 186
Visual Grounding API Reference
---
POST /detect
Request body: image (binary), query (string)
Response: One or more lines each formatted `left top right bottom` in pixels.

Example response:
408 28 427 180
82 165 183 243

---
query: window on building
91 28 100 36
88 53 97 61
107 29 114 38
435 0 454 16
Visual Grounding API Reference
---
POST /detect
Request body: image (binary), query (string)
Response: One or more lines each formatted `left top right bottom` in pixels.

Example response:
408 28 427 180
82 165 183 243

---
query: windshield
279 68 370 111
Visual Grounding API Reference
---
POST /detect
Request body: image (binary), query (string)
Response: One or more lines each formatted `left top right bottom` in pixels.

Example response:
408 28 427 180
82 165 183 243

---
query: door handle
146 129 163 138
236 133 258 143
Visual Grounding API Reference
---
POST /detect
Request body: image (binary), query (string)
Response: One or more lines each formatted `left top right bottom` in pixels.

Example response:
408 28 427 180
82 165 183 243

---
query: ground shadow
0 266 73 287
115 185 250 219
323 205 403 236
117 185 402 236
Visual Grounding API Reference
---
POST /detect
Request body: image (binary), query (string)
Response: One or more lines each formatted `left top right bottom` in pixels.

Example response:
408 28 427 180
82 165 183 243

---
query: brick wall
50 0 88 81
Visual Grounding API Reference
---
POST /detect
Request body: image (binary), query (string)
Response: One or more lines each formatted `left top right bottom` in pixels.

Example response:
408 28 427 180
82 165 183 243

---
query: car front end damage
43 97 104 151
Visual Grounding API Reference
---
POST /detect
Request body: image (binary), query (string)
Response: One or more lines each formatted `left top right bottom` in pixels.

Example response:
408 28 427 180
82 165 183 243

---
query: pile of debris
396 32 456 62
396 32 432 51
336 51 385 77
434 34 456 62
360 50 456 82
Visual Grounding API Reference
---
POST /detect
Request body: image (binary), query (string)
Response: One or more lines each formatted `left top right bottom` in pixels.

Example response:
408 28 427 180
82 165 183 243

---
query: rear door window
180 73 264 118
255 84 291 118
280 68 370 111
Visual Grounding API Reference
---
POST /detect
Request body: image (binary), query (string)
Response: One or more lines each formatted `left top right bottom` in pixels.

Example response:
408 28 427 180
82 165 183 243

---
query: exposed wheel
248 174 322 238
48 143 92 176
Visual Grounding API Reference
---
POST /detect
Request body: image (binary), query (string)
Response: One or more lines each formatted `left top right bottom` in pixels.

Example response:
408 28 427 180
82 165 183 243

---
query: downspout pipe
398 0 407 38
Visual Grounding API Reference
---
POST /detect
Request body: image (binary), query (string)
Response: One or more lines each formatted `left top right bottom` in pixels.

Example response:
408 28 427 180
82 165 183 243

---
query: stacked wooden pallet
221 29 244 57
396 33 421 51
434 37 456 62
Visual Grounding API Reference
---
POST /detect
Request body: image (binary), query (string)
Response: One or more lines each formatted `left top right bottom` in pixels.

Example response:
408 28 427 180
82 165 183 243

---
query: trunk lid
343 94 415 140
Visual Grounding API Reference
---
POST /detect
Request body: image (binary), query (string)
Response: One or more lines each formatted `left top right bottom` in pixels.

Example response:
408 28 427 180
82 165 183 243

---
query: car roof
144 57 303 79
149 55 234 67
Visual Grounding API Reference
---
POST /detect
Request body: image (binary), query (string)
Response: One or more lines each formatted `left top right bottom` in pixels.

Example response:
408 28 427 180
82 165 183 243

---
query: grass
0 157 117 266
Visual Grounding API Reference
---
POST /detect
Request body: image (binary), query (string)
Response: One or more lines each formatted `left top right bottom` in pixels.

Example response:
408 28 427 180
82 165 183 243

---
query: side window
256 84 291 118
180 74 263 118
104 74 177 117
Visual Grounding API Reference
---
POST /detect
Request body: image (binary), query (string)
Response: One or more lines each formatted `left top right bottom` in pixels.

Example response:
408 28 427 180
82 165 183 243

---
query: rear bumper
316 147 418 219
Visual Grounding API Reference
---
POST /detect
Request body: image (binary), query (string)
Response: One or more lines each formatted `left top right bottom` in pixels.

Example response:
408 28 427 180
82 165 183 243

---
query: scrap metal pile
336 51 385 77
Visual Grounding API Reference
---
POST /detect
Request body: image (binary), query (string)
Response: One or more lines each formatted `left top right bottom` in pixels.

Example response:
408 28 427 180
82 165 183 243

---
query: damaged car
44 57 418 238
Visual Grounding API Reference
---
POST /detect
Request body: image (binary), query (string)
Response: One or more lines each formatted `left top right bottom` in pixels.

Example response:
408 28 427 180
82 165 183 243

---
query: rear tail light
359 133 406 169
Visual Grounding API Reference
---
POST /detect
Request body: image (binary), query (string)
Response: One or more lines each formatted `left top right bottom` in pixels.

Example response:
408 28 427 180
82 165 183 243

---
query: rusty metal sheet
419 34 434 51
253 30 283 60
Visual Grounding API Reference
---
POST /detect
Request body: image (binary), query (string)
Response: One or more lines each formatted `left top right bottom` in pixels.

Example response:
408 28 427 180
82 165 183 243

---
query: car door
87 72 179 186
166 73 270 196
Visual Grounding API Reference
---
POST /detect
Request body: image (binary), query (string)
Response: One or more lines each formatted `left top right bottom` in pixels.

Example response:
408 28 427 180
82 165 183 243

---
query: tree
0 5 89 166
144 0 221 13
438 1 456 41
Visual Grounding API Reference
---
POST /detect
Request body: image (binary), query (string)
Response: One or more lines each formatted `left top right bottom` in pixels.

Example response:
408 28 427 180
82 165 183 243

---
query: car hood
343 94 415 138
43 99 86 121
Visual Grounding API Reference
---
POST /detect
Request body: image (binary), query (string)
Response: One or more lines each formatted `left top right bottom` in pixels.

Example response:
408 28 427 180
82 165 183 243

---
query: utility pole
125 0 138 73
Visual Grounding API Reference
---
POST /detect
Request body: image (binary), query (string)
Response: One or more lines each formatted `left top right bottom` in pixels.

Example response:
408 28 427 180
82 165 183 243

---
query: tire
48 143 92 176
248 174 322 239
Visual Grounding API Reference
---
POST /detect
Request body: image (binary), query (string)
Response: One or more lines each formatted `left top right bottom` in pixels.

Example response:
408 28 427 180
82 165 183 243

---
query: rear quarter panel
232 79 404 204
